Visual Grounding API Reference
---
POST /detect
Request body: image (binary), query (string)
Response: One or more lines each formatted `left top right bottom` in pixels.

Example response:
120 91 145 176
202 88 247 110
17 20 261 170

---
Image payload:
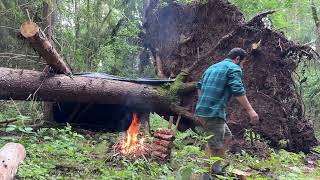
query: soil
142 0 318 152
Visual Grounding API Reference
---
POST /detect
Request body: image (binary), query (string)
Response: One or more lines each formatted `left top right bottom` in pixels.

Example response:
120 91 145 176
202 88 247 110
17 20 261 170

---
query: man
195 48 259 174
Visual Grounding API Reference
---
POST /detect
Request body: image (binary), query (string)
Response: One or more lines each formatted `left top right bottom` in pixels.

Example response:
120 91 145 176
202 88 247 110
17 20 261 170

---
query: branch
246 10 276 27
311 0 320 28
0 118 18 125
169 104 205 126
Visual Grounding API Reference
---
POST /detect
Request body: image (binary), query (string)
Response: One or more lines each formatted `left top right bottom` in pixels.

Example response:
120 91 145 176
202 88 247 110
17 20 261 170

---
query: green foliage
313 146 320 154
230 0 319 42
228 149 320 180
0 113 319 179
0 0 144 77
157 72 188 102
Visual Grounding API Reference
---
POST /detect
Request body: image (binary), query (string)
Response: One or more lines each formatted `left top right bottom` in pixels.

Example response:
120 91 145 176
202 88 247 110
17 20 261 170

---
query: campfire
111 112 176 162
113 112 151 158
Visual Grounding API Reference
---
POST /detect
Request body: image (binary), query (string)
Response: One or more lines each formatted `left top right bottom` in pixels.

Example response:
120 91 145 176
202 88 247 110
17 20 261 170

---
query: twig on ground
10 98 22 116
0 118 18 125
248 165 270 173
175 114 181 133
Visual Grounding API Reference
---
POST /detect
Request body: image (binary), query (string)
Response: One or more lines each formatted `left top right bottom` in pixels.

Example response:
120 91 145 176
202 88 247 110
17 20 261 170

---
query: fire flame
120 112 145 155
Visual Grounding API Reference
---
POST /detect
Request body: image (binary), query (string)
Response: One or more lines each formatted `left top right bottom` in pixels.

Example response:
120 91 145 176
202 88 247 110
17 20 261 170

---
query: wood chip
232 169 251 180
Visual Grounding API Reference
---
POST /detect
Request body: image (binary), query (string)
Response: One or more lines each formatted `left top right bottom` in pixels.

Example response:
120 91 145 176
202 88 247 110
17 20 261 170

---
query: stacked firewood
151 128 175 162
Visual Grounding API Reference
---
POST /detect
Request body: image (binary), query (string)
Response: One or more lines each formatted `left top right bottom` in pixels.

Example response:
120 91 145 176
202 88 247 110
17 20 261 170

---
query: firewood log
153 132 175 141
0 143 26 180
152 144 169 154
152 138 172 148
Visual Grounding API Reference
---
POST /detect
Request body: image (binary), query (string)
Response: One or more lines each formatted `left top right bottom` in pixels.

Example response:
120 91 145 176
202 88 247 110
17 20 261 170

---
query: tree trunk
0 67 166 108
74 0 80 50
0 67 201 126
311 0 320 53
0 143 26 180
42 0 52 39
42 1 56 123
19 21 72 75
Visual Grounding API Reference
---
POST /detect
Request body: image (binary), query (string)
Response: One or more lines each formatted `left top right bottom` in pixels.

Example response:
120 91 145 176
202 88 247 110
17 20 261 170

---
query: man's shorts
202 117 232 149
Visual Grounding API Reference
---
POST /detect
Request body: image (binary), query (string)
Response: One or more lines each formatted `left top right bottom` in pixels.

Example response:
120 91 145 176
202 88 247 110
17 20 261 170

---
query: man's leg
203 118 228 174
221 124 233 155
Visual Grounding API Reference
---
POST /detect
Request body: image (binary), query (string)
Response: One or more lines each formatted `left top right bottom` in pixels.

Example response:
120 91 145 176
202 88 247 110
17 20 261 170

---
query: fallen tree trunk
0 67 202 126
0 67 168 109
0 143 26 180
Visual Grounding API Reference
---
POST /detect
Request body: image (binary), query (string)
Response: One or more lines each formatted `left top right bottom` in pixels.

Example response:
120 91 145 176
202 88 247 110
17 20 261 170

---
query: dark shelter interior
53 102 133 132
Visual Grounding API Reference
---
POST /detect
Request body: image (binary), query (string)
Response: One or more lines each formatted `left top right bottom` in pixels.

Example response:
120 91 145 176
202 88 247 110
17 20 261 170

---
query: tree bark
74 0 80 50
0 67 202 126
0 67 169 110
0 143 26 180
42 0 52 39
42 1 56 123
19 21 72 75
311 0 320 53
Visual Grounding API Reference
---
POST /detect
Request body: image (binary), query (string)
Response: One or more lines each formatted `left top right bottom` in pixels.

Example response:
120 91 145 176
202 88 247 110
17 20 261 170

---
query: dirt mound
142 0 318 152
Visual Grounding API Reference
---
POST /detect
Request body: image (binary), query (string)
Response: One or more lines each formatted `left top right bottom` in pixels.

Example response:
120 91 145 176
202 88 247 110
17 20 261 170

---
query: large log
0 67 203 126
19 21 72 75
0 67 168 110
0 143 26 180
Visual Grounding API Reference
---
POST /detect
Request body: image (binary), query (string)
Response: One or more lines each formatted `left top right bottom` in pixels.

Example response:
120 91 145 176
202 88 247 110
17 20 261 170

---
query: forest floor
0 113 319 180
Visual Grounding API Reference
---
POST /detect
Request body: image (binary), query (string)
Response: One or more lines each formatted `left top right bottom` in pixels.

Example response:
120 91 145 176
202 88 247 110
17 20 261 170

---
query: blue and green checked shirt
195 58 245 120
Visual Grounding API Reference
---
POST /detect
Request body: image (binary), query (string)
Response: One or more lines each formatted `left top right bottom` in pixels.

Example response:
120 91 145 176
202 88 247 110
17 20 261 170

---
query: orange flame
121 112 145 155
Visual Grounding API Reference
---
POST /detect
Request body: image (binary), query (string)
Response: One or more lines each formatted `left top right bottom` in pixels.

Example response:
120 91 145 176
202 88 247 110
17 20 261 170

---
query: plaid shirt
195 58 245 120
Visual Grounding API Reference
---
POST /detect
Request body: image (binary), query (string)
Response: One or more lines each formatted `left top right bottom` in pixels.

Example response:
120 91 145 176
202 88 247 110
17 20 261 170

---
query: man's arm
227 67 259 124
235 95 259 124
235 95 253 112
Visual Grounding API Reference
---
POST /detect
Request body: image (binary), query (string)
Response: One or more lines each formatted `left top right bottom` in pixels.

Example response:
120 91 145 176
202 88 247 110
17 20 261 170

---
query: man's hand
248 109 259 125
235 95 260 125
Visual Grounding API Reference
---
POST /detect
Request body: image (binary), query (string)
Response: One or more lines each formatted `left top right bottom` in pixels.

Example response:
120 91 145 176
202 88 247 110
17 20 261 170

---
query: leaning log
0 143 26 180
19 21 72 75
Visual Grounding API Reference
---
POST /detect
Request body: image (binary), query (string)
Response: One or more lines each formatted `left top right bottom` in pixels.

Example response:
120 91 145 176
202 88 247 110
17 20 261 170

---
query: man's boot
209 148 224 175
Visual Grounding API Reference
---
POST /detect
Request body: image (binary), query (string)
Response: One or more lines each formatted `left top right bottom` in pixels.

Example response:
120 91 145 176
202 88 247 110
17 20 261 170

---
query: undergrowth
0 113 319 179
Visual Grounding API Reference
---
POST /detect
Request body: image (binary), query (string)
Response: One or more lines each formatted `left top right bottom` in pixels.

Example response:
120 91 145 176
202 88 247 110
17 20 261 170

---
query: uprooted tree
140 0 319 152
0 0 318 152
